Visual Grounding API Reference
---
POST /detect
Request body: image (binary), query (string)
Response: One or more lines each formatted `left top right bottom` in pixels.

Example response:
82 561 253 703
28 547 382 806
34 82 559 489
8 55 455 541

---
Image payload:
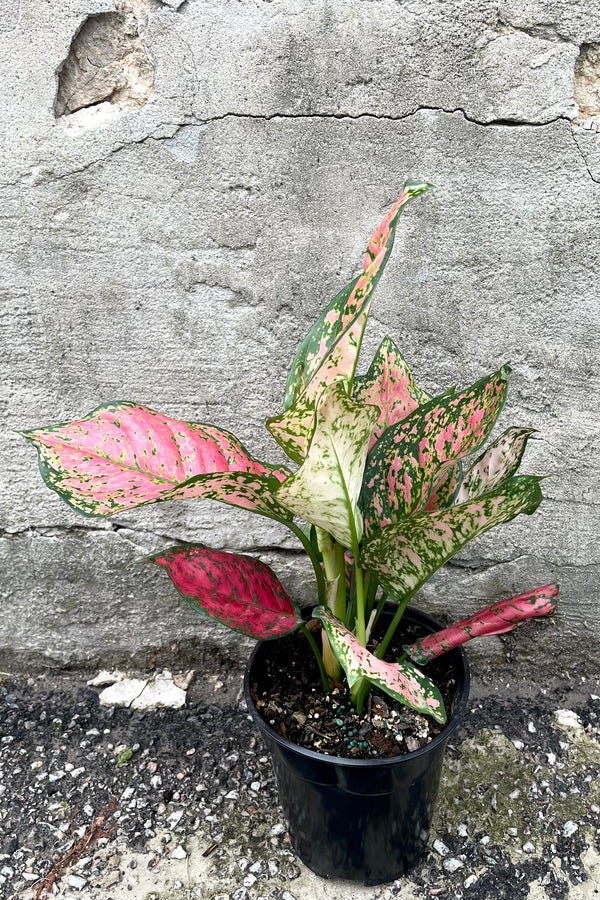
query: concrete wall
1 0 599 671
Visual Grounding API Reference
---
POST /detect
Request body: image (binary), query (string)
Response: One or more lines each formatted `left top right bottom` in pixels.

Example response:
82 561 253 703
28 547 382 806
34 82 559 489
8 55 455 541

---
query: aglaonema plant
23 181 558 731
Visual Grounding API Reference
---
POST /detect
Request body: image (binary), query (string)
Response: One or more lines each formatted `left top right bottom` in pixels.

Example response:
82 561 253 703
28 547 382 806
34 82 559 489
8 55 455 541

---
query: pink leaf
270 182 432 463
22 402 290 518
143 544 301 640
403 584 559 664
352 336 431 452
362 366 510 534
314 606 446 723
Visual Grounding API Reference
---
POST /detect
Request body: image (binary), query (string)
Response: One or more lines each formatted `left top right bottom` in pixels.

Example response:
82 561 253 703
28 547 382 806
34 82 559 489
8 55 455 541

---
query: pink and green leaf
422 460 463 512
141 544 301 640
403 584 559 664
275 382 380 549
313 606 446 723
362 366 510 534
361 476 544 602
454 427 535 505
270 182 432 463
352 336 431 452
21 402 291 519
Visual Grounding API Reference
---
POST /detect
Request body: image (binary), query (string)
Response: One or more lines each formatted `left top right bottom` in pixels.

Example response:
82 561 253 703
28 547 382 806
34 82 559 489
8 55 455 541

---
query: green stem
287 520 326 606
300 624 330 693
375 593 414 660
372 591 388 632
354 561 366 646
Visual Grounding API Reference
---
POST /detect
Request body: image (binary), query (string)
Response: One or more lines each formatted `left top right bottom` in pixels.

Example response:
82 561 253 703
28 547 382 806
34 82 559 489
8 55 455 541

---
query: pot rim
243 603 471 769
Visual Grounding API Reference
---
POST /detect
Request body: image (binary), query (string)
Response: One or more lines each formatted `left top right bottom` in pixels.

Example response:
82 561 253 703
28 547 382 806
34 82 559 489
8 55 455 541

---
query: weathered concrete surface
1 1 599 668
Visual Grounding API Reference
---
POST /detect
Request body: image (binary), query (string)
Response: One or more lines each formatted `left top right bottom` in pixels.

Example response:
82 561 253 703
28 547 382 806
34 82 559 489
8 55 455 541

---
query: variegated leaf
164 471 293 521
352 336 431 452
141 544 301 639
22 402 290 518
362 366 510 534
313 606 446 723
403 584 558 664
361 476 544 602
270 182 432 463
454 427 535 504
275 382 380 549
423 460 463 512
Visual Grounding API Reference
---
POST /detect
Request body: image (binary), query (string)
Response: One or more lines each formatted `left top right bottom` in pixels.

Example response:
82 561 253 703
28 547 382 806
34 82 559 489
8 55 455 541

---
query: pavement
1 660 599 900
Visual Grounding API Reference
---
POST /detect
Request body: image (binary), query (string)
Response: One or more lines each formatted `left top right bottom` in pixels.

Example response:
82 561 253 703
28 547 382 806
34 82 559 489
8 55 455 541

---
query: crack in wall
24 106 593 191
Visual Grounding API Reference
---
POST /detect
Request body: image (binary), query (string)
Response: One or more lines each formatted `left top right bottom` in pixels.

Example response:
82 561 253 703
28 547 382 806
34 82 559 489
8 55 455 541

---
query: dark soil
250 615 461 759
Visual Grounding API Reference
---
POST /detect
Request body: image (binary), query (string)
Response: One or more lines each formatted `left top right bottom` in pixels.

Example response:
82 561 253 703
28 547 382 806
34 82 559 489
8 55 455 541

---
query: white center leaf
275 382 380 549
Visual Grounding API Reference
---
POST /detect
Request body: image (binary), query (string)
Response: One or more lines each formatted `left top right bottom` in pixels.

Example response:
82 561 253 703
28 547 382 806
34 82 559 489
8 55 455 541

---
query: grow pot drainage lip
244 605 471 769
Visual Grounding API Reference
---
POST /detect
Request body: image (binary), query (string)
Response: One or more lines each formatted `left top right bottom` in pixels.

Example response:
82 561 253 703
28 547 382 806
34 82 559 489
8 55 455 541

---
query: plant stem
375 593 414 660
287 520 326 606
300 624 330 694
354 561 367 646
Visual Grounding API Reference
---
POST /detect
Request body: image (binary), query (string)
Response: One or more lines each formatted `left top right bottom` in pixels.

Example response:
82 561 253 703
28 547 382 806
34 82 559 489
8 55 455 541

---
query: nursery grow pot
244 605 470 885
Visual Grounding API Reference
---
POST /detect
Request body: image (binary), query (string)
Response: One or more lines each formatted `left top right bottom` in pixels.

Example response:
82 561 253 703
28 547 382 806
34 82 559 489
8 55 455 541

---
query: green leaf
352 336 431 452
314 606 446 723
362 366 510 535
454 427 535 504
268 182 433 464
275 382 380 549
361 476 544 601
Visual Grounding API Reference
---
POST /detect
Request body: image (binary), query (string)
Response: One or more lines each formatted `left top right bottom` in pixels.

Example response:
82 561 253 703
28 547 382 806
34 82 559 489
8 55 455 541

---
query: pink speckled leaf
22 402 291 519
352 336 431 452
361 476 544 603
142 544 301 639
423 460 463 512
314 606 446 723
454 427 535 505
270 182 432 464
362 366 510 534
403 584 558 664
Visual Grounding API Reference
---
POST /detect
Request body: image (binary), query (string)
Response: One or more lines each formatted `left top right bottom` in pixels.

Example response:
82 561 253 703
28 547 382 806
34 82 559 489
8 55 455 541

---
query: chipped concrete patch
96 670 191 710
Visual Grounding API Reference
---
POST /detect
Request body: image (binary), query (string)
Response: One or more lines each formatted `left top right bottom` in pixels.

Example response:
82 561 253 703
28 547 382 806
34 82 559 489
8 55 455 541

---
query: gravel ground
0 660 599 900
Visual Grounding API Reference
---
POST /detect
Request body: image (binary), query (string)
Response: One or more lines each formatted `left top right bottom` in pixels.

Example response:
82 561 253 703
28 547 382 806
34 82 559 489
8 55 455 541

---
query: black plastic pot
244 605 470 885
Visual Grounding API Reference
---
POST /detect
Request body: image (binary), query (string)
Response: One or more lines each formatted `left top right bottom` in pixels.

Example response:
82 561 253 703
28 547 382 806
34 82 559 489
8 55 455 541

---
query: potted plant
22 182 558 884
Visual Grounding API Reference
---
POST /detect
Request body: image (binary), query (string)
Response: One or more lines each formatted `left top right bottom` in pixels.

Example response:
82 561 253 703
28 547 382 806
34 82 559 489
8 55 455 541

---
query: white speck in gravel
457 824 468 838
66 874 87 890
243 874 257 887
270 823 285 837
70 767 85 778
48 771 65 782
225 790 239 800
249 861 263 874
173 881 183 890
167 810 184 828
121 787 134 800
528 722 536 733
0 866 13 878
443 858 464 873
433 839 449 857
563 820 579 838
268 860 279 876
151 775 162 789
282 893 297 900
22 873 39 882
480 836 490 845
231 889 248 900
512 740 525 750
250 781 261 791
171 846 187 860
523 842 536 853
464 874 478 888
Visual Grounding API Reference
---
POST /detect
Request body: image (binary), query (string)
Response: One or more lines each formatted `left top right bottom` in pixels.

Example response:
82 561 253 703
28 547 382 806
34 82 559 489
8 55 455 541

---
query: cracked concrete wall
1 0 599 673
